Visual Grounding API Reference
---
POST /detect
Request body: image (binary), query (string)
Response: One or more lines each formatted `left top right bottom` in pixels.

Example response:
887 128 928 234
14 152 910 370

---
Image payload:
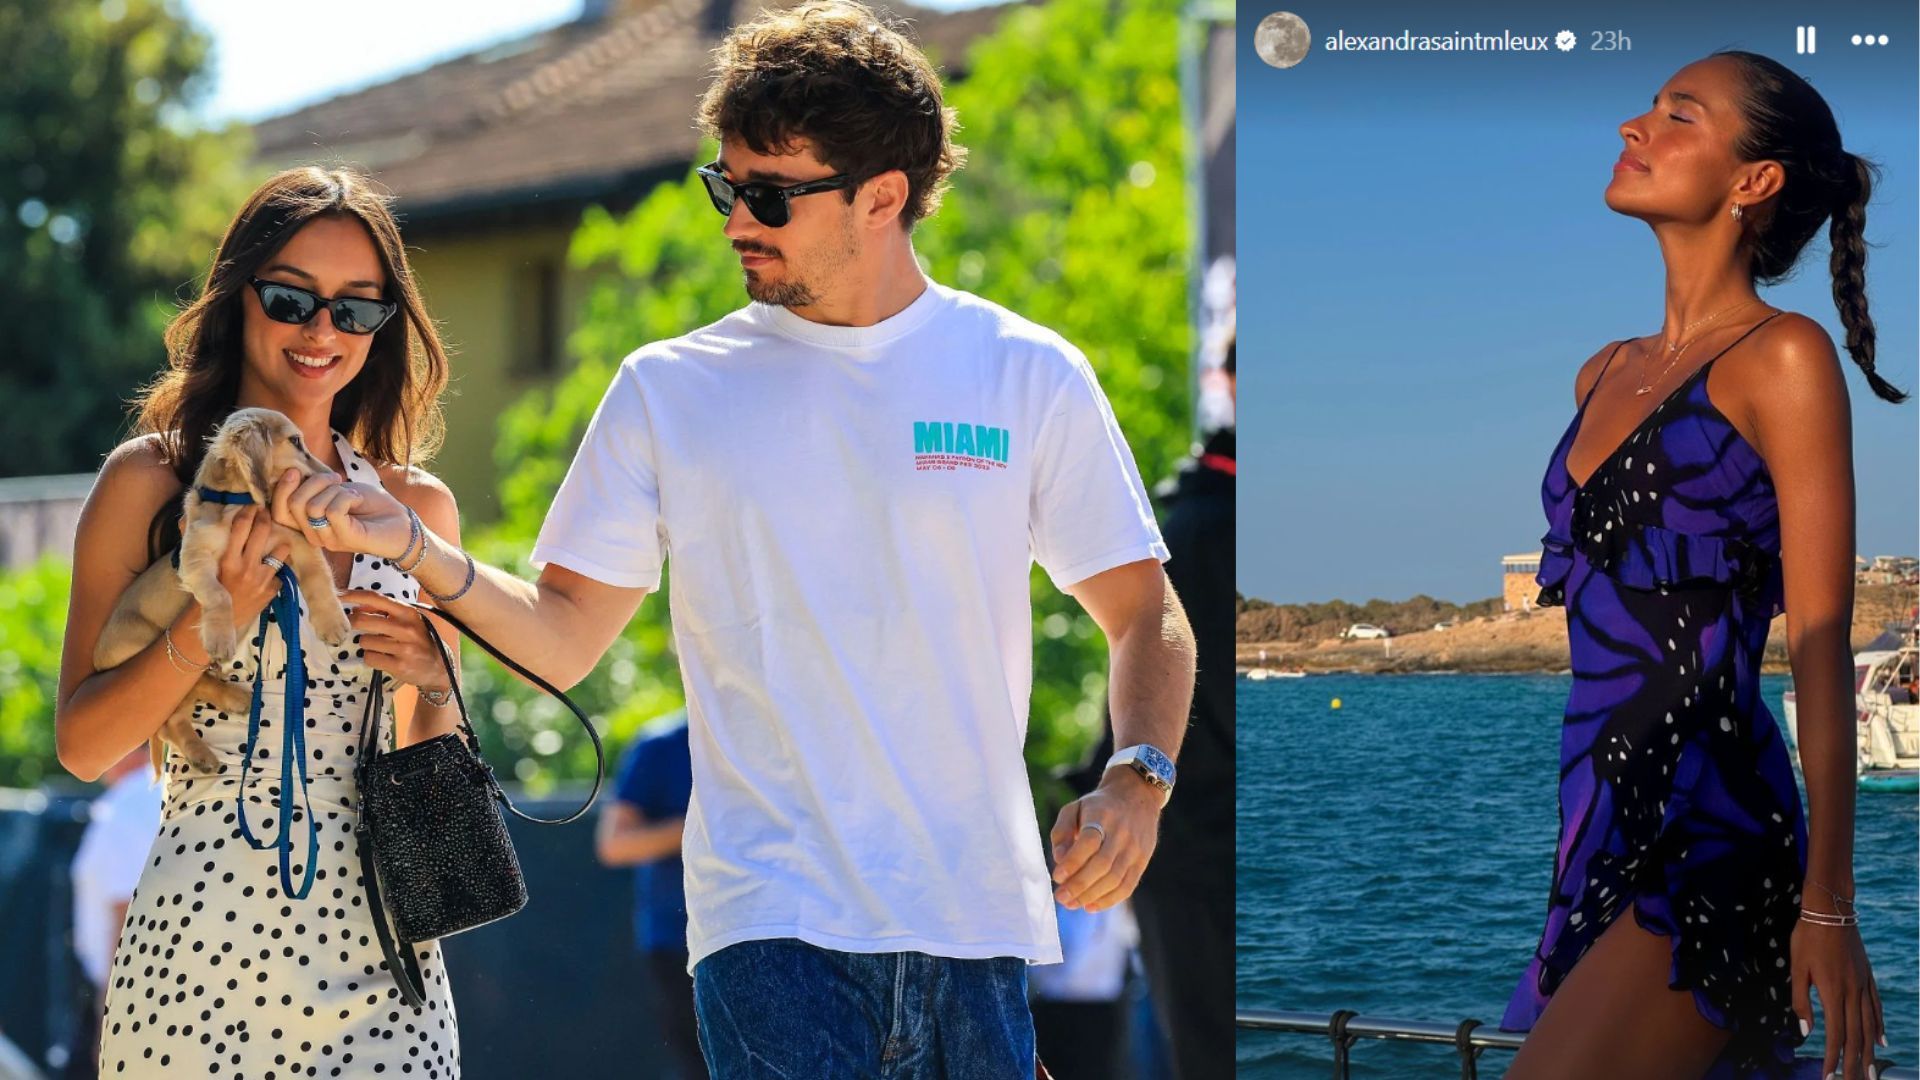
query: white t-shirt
71 769 162 988
532 282 1169 972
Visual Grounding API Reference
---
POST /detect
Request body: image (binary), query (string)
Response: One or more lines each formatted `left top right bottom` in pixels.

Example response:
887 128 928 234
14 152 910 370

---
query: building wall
1502 572 1539 614
0 475 93 570
408 223 590 523
1502 556 1541 613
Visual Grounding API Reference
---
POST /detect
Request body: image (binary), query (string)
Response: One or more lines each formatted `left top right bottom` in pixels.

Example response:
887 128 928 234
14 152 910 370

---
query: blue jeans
692 938 1036 1078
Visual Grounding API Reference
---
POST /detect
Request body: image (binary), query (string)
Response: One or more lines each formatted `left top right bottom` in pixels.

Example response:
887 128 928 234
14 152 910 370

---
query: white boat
1783 624 1919 792
1244 668 1306 680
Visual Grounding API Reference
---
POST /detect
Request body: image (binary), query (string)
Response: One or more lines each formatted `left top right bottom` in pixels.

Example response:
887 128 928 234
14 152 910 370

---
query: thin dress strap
1578 341 1629 412
1695 311 1786 378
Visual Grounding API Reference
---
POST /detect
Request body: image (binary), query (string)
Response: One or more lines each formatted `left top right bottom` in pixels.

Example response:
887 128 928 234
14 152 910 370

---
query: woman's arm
1733 313 1884 1073
1743 315 1858 901
354 466 464 748
55 440 287 782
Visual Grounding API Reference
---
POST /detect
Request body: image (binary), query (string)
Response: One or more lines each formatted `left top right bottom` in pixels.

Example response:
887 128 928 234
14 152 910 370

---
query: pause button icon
1797 25 1818 53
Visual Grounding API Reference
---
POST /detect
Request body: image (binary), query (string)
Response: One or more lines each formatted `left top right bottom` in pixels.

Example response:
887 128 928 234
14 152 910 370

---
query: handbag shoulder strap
407 604 606 826
352 676 428 1008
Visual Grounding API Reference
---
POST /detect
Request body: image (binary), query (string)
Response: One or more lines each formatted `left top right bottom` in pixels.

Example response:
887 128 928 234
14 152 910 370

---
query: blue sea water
1237 673 1919 1078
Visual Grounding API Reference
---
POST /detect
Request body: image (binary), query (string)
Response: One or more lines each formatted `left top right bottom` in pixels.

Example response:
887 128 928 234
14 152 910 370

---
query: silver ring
1082 822 1106 842
261 555 286 572
307 515 331 529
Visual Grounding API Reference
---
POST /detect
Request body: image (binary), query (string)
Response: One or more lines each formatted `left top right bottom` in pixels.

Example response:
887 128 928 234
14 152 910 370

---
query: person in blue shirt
595 712 701 1078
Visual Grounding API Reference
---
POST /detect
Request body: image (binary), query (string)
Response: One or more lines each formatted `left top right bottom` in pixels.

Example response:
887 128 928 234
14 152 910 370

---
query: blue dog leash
235 561 319 900
189 485 319 901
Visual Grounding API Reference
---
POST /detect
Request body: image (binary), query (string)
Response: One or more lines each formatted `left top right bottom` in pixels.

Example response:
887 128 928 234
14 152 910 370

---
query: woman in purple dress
1499 52 1902 1080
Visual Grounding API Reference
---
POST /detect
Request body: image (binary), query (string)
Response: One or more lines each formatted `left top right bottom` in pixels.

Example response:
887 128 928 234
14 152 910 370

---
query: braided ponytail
1826 152 1906 402
1715 50 1907 403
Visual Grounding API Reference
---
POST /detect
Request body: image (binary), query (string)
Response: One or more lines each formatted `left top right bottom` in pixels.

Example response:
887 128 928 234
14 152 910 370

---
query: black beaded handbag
353 606 603 1007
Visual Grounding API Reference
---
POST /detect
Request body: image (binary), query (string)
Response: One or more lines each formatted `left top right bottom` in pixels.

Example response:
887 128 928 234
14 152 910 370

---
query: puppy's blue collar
196 486 255 506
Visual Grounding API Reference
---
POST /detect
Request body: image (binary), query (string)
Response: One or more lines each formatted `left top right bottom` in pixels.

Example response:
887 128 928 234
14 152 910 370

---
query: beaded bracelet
423 549 477 605
394 507 428 574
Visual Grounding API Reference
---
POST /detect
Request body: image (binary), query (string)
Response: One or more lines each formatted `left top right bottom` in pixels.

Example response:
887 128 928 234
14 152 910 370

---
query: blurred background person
595 711 702 1080
63 746 159 1080
1052 327 1233 1078
1135 327 1236 1078
1028 897 1139 1079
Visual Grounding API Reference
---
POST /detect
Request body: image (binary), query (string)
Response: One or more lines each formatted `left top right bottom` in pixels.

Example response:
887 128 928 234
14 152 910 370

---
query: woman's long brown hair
131 166 450 560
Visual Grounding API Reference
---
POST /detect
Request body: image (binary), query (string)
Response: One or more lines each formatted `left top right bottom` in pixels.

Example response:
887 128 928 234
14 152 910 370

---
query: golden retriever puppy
94 408 354 775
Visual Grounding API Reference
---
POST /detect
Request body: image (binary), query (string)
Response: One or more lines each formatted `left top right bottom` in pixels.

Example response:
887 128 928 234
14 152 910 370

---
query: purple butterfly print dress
1501 313 1813 1077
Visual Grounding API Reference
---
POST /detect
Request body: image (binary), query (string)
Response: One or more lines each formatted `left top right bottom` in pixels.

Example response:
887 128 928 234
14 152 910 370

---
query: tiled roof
251 0 1014 226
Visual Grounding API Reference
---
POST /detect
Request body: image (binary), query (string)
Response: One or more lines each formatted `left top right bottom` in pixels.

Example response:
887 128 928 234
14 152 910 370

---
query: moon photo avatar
1255 11 1310 69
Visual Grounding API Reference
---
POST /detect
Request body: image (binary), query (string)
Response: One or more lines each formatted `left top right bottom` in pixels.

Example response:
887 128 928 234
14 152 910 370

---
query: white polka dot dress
98 433 460 1078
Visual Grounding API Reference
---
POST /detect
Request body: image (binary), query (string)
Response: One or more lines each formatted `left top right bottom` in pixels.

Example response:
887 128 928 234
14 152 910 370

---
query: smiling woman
53 165 473 1077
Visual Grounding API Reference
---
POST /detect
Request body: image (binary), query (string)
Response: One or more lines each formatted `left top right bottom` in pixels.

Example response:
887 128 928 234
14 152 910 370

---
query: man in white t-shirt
284 3 1197 1073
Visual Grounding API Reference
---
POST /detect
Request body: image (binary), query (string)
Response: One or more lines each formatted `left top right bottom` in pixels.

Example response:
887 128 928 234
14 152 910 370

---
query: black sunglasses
695 164 856 228
247 277 398 335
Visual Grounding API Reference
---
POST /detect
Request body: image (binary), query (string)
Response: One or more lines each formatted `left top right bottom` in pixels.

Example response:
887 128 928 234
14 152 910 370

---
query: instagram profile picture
1255 11 1310 69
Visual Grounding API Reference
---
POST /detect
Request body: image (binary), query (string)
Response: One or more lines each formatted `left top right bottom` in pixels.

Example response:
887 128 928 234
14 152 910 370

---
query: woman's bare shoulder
1709 311 1846 453
76 434 182 572
372 461 460 538
1746 311 1838 376
1572 338 1631 407
374 461 455 507
96 433 183 504
1717 311 1843 403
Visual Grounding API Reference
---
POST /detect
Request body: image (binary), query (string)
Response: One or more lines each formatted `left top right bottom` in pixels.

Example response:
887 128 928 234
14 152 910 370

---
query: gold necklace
1634 298 1761 395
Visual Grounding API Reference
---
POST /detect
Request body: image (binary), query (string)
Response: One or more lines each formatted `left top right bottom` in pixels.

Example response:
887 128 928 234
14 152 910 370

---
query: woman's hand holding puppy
219 507 296 633
174 507 297 666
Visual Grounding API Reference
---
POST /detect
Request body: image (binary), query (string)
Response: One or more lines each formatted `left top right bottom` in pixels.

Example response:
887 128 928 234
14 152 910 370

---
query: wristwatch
1105 744 1176 803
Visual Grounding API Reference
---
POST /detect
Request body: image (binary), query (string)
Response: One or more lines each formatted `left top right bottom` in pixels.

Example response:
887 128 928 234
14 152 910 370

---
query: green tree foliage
0 0 251 477
467 0 1193 815
0 559 72 788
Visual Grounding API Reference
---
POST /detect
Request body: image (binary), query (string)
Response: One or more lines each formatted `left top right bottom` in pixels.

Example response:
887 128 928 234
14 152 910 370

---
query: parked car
1342 623 1391 640
1432 620 1457 632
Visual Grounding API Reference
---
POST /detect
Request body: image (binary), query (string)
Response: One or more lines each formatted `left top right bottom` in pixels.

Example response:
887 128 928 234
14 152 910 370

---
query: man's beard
737 217 855 309
744 271 818 308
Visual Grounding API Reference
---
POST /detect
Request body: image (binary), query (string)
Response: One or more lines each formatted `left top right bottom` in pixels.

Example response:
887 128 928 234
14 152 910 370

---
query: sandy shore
1238 583 1916 675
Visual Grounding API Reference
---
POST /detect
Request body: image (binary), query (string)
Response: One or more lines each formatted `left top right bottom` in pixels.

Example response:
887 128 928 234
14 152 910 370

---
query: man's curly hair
697 0 967 230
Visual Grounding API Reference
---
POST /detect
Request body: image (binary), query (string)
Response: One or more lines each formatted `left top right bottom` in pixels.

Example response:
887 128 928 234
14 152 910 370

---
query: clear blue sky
1238 0 1919 605
181 0 1002 124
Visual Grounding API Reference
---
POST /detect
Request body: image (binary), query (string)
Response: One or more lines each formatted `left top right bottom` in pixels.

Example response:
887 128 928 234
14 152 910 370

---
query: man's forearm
1104 587 1197 769
404 530 592 689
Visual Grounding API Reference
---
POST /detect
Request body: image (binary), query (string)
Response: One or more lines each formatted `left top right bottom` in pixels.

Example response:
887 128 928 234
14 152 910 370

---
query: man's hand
1048 768 1164 913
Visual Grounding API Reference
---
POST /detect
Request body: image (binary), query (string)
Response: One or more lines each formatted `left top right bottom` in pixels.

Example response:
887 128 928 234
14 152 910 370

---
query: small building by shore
1502 551 1542 613
1859 554 1919 586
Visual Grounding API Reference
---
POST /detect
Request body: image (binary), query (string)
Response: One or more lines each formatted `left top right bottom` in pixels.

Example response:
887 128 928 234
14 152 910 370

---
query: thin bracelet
419 685 455 708
163 626 215 675
1805 878 1857 911
395 507 427 573
423 549 477 605
393 507 427 574
1799 908 1860 927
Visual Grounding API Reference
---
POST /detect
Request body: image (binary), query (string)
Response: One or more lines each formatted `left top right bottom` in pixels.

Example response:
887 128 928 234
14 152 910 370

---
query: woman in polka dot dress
1497 53 1899 1080
56 166 468 1078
